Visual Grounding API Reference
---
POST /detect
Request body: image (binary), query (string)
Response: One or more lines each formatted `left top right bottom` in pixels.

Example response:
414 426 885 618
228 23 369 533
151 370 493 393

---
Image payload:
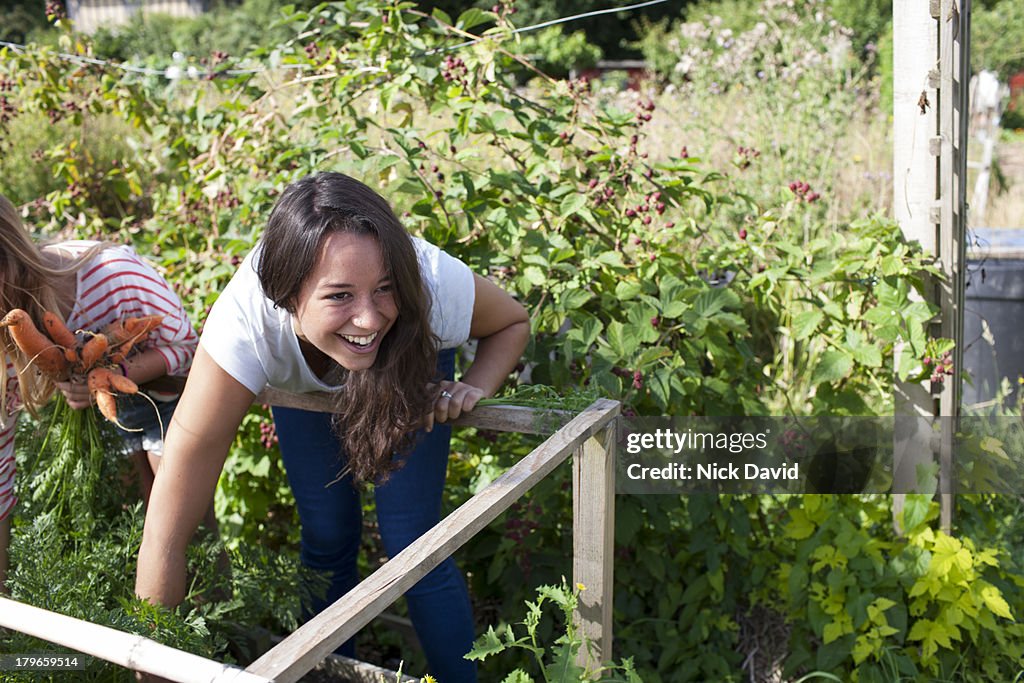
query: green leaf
661 299 688 318
615 280 642 300
456 8 494 30
786 508 817 540
693 287 739 318
823 620 846 644
900 494 931 532
851 344 883 368
567 316 603 349
792 310 824 341
559 192 586 218
980 584 1014 620
605 320 637 357
545 642 585 683
466 625 508 660
523 266 547 286
810 350 853 386
560 288 592 310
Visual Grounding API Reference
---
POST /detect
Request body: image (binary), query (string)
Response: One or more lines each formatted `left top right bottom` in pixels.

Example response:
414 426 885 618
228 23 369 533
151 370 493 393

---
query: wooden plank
892 0 939 422
246 398 621 682
0 597 270 683
937 0 970 532
257 387 573 435
892 0 942 528
572 421 616 671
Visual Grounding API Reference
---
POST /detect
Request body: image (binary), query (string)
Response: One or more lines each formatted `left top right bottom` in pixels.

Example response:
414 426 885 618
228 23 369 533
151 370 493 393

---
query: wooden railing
0 395 620 682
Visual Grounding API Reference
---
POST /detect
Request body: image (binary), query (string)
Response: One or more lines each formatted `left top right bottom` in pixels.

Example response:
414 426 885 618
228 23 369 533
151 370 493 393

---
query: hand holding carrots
0 308 164 426
55 375 93 410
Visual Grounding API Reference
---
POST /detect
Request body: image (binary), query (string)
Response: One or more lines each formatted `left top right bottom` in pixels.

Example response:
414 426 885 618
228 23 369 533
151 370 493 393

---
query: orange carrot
80 333 109 370
102 318 131 345
0 309 67 377
125 315 164 340
108 372 138 395
42 311 77 348
110 340 134 364
87 367 119 423
42 311 80 364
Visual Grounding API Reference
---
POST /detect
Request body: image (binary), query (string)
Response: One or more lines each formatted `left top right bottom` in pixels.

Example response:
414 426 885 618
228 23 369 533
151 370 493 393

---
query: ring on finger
440 390 454 399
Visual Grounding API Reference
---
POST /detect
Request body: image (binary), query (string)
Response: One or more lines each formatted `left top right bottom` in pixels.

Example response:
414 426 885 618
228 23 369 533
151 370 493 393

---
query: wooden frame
0 397 620 682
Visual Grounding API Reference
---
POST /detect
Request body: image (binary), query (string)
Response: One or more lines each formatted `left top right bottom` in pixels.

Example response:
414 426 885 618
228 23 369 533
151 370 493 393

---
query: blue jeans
271 349 477 683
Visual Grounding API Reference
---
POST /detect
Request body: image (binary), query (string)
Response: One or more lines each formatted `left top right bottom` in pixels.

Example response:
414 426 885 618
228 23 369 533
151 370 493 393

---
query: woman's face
291 231 398 371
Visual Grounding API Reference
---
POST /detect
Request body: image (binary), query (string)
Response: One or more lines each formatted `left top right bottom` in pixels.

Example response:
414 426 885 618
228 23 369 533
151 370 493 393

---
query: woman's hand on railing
426 380 485 432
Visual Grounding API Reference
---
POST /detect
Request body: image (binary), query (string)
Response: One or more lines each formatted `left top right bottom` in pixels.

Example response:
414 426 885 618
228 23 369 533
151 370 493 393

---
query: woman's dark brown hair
257 172 440 483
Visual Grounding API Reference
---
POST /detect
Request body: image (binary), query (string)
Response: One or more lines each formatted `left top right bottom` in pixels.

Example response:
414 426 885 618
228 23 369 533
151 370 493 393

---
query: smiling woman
135 172 530 683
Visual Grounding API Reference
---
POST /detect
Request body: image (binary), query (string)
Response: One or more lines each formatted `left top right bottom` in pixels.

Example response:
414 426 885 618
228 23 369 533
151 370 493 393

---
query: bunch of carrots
0 308 163 426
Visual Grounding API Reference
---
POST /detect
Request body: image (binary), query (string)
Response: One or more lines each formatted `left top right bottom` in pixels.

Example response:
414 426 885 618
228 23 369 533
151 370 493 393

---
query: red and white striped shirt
0 241 197 521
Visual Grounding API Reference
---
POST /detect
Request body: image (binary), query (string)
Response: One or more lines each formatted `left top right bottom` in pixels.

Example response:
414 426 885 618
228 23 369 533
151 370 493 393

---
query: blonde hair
0 195 103 420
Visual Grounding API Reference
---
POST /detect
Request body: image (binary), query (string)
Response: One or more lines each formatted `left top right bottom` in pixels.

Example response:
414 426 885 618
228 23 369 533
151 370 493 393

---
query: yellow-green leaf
980 585 1014 620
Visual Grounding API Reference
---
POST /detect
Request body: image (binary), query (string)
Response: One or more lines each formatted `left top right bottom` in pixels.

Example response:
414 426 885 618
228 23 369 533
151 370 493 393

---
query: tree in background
0 0 47 43
972 0 1024 80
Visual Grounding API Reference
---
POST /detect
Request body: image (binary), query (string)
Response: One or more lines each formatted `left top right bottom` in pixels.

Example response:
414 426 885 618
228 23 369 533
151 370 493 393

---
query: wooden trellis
0 398 620 682
892 0 970 530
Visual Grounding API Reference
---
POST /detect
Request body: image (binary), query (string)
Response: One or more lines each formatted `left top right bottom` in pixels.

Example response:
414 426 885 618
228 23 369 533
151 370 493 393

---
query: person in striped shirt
0 194 200 590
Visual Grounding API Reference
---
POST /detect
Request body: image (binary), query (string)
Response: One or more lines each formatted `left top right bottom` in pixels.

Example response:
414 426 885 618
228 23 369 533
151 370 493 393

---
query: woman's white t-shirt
200 237 476 395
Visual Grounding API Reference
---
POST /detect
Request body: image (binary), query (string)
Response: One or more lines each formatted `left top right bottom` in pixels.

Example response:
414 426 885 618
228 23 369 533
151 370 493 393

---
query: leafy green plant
467 579 642 682
21 396 114 533
513 26 602 79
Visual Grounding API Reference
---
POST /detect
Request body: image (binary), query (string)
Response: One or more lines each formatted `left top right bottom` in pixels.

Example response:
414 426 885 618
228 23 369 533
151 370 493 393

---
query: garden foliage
1 1 1023 680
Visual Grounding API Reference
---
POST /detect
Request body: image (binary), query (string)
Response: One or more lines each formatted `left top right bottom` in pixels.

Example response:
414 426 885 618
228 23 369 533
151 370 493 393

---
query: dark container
963 229 1024 408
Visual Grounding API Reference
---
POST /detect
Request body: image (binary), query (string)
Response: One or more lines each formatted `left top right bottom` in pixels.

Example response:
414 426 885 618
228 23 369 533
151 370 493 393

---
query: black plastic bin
963 228 1024 408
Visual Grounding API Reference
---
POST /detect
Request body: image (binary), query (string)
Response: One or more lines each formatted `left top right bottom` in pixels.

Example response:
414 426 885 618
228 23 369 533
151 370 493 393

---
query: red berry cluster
304 42 319 60
0 97 13 127
214 188 240 210
788 180 820 202
0 78 13 93
780 427 809 455
568 76 591 96
259 419 278 450
635 98 655 124
624 190 666 225
441 54 468 86
924 350 954 385
591 181 616 207
734 145 760 170
209 50 229 65
43 98 80 125
45 0 65 22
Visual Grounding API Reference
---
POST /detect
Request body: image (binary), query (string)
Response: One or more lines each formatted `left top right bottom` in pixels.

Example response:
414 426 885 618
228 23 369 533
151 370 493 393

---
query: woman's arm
432 274 530 426
135 345 255 607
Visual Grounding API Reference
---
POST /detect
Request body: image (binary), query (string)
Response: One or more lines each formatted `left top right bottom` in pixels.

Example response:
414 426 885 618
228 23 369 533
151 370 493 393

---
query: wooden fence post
891 0 969 532
573 419 616 671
